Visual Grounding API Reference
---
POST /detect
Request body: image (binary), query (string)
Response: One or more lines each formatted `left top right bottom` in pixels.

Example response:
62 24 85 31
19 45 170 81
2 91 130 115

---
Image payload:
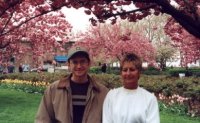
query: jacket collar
57 74 100 92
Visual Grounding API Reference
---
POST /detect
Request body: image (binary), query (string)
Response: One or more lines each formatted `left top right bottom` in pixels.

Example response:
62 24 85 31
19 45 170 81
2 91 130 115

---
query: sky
62 7 93 33
61 1 179 33
61 4 136 34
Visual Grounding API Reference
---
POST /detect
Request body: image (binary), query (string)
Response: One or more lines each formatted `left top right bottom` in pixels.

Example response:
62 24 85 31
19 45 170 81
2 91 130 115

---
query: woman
103 53 160 123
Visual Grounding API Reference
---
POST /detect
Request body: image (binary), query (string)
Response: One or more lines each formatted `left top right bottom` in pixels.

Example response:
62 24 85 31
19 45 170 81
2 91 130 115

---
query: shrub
168 68 200 77
1 72 200 116
168 69 187 77
0 72 67 83
91 74 121 88
106 67 120 75
89 66 101 74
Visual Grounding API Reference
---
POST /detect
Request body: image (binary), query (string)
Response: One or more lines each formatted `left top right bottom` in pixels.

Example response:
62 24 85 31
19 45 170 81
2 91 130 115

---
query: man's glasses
70 60 88 66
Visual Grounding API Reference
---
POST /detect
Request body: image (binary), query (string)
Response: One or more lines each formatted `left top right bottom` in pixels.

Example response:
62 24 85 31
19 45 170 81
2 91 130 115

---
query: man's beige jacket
35 74 109 123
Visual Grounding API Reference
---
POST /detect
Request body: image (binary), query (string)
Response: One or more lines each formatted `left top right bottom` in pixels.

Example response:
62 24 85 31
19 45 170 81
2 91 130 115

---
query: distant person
101 63 107 73
2 63 8 74
103 53 160 123
22 64 30 72
0 63 3 74
18 64 23 73
7 63 15 73
35 46 109 123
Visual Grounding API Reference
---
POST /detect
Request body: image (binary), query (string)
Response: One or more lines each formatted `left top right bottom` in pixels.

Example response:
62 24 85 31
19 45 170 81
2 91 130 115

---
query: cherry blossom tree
0 0 199 66
117 15 178 70
125 13 199 67
3 0 197 67
0 0 65 49
0 10 72 63
74 23 156 64
1 0 200 39
57 0 200 67
65 0 200 38
164 17 200 67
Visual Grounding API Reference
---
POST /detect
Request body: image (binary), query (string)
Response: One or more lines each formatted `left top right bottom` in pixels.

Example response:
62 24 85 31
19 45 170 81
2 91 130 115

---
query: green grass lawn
0 88 200 123
0 89 41 123
160 112 200 123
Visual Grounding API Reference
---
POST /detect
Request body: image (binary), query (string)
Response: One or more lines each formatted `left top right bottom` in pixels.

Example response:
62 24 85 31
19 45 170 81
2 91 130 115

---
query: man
22 63 30 72
7 62 15 73
35 46 109 123
101 63 107 73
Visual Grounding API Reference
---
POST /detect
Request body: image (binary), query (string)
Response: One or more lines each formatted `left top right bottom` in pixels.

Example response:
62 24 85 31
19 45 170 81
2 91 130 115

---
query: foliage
90 66 121 75
168 68 200 77
0 79 49 93
141 67 200 77
159 101 188 116
75 23 156 63
1 1 199 38
121 15 178 70
168 69 188 77
155 41 177 70
1 72 200 98
142 67 162 75
164 17 200 67
0 73 200 116
120 15 169 42
1 1 199 65
1 11 72 62
89 66 101 74
0 1 72 62
106 67 121 75
0 72 67 83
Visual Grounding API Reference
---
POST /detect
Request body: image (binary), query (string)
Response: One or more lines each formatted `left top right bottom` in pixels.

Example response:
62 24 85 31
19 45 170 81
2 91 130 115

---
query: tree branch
0 0 22 17
126 0 200 38
0 41 10 49
156 0 200 38
102 4 157 18
0 9 15 34
0 7 63 37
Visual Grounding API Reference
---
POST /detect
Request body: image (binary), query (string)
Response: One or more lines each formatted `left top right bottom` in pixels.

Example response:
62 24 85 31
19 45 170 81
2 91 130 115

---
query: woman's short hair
120 53 142 71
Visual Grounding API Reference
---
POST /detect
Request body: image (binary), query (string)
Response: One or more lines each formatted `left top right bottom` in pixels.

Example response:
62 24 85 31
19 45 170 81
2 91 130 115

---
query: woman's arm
146 95 160 123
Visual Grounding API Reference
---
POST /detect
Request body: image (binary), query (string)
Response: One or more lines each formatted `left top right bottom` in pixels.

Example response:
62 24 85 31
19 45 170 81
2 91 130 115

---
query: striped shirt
70 80 89 123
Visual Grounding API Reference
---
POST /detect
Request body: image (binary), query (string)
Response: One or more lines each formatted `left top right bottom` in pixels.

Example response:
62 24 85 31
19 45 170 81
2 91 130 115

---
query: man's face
68 56 90 78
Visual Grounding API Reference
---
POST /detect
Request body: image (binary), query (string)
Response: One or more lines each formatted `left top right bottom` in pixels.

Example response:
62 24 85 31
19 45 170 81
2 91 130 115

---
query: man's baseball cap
67 46 90 61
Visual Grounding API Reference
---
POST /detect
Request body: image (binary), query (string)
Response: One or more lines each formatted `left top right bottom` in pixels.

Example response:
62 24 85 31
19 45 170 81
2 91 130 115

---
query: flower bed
0 79 49 93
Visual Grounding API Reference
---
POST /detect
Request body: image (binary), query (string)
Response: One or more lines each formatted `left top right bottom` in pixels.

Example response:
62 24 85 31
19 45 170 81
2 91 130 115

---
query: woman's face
121 61 140 89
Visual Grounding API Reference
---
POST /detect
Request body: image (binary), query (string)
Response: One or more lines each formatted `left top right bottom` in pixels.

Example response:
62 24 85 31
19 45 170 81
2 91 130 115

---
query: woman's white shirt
103 87 160 123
